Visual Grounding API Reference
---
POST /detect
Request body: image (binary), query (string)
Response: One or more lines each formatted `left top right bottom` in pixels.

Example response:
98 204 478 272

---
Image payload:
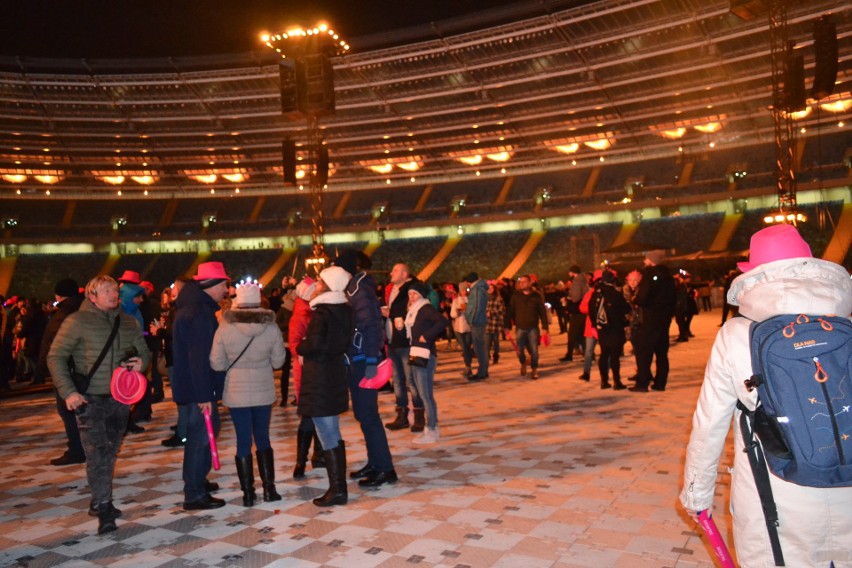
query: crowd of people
0 248 731 535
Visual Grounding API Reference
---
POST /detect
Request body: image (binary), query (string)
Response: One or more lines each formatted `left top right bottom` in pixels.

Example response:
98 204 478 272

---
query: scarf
309 290 347 310
404 297 430 342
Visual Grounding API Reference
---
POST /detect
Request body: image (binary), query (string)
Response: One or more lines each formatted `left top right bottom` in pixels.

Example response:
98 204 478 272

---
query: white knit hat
234 283 261 308
320 266 352 292
295 276 317 301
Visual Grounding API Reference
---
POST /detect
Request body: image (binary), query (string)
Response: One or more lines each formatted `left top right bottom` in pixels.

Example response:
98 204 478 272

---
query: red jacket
287 297 313 401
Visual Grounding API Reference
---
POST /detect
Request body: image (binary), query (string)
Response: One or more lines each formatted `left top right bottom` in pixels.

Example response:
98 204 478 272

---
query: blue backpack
739 314 852 565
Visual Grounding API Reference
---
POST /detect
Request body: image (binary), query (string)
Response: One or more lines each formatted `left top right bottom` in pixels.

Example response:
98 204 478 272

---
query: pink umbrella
698 510 735 568
202 406 220 471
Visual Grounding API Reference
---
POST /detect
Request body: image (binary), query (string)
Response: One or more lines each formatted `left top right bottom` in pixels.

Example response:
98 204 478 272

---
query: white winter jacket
680 256 852 568
210 307 287 408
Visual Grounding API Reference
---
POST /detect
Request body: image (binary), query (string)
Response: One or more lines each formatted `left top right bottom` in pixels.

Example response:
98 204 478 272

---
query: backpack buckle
744 375 762 392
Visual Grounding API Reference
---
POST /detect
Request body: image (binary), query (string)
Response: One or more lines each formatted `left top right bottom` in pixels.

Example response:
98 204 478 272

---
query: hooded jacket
47 298 151 399
210 307 287 408
345 271 384 365
171 280 225 404
680 257 852 567
296 293 353 417
465 278 488 327
288 296 313 400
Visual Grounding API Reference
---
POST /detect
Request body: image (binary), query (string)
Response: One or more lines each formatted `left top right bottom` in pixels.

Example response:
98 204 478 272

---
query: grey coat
210 308 287 408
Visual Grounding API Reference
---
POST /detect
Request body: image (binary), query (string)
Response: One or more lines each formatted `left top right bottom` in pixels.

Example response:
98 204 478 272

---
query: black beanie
54 278 80 298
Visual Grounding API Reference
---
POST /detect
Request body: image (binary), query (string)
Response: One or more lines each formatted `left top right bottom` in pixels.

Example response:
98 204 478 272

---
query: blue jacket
119 283 145 330
345 271 384 365
171 280 225 404
465 279 488 327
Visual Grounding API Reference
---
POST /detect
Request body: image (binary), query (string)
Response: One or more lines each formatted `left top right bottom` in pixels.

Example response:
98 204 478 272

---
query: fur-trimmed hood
221 307 276 337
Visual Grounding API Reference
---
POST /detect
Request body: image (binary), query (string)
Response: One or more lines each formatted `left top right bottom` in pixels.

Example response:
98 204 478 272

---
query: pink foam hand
697 510 735 568
202 406 220 471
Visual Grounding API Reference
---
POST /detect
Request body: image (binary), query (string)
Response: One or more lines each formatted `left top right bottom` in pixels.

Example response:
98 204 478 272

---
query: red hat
117 270 141 284
737 224 812 273
110 367 147 405
193 261 230 282
139 281 155 296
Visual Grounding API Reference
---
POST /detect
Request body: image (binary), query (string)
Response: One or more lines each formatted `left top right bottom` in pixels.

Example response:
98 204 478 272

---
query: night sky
0 0 527 59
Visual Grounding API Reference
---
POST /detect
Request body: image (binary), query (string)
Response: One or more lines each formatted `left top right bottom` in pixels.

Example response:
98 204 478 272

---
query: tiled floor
0 311 736 567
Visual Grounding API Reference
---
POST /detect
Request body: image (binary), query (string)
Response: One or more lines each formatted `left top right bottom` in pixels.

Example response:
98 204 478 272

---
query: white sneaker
413 426 440 444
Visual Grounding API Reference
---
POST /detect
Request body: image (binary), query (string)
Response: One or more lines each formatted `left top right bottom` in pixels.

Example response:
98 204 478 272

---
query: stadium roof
0 0 849 200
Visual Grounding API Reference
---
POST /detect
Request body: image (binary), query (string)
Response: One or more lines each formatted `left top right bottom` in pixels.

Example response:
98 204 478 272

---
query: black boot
310 432 326 469
385 406 409 431
293 428 313 479
97 509 117 534
613 376 627 390
411 408 425 433
235 454 256 507
256 447 281 502
313 441 347 507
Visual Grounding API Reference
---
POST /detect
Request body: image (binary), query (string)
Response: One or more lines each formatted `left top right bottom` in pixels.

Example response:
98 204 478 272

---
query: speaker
279 64 301 118
295 54 336 116
784 52 806 112
811 15 837 100
316 145 329 186
282 140 297 184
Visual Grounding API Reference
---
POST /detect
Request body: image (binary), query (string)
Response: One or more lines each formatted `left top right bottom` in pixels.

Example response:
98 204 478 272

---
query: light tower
262 25 350 274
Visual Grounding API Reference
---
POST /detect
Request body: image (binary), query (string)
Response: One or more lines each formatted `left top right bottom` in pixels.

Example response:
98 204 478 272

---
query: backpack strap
736 400 786 566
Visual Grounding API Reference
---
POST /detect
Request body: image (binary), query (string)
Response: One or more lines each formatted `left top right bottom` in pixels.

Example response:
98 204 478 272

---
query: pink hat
117 270 141 284
359 359 393 390
194 261 230 282
110 367 148 405
737 224 812 273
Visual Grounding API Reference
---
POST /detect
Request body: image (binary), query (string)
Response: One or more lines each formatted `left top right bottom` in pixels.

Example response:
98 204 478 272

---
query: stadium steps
260 248 297 288
500 231 545 279
0 256 16 297
417 236 460 282
709 214 742 251
822 202 852 264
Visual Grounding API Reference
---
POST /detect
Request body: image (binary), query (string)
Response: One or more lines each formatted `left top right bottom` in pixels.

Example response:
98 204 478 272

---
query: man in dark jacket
40 278 85 466
629 250 677 392
464 272 490 381
383 263 424 431
172 262 230 510
334 250 399 489
507 275 550 380
48 275 150 534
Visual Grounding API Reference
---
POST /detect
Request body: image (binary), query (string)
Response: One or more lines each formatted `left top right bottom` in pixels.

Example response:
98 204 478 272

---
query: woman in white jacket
210 282 287 506
680 224 852 567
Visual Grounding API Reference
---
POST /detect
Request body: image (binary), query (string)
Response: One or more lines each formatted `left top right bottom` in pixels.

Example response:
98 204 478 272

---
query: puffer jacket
47 298 151 399
288 296 312 400
296 295 353 417
465 279 488 327
345 271 384 366
210 307 287 408
680 257 852 568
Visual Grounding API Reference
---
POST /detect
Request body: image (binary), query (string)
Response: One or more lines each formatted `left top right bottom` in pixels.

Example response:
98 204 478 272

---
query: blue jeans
471 325 488 377
389 346 422 409
454 331 473 367
583 336 597 375
348 360 394 472
515 327 541 369
410 355 439 429
76 395 129 507
229 405 272 457
311 415 341 451
183 403 219 503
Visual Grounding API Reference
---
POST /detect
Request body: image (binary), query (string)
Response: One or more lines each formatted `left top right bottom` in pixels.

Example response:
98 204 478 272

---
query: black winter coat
296 301 353 417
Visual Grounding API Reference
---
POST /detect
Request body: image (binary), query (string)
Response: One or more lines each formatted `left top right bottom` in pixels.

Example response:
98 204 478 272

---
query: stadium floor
0 311 735 568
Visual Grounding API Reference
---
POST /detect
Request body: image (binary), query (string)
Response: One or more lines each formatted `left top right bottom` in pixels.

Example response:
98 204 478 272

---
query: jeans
389 346 422 409
176 403 189 439
183 403 219 503
76 395 129 507
347 360 394 472
471 325 488 377
583 336 597 375
486 331 500 360
312 415 341 451
454 331 473 368
410 355 439 429
515 327 540 369
229 405 272 457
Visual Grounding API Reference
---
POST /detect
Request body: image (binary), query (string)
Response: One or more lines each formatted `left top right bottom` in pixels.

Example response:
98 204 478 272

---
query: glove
365 364 378 379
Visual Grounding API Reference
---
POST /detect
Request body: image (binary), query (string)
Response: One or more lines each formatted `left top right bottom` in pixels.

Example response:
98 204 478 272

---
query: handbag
409 356 429 368
68 316 121 395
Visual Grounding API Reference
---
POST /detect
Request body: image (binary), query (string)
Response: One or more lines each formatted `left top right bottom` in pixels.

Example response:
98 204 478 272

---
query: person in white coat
680 224 852 567
210 282 287 507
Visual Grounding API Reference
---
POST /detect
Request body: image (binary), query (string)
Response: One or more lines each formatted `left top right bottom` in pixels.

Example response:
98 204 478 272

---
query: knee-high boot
235 454 256 507
293 428 313 479
310 432 326 469
256 448 281 502
313 441 347 507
